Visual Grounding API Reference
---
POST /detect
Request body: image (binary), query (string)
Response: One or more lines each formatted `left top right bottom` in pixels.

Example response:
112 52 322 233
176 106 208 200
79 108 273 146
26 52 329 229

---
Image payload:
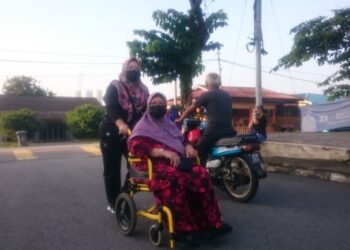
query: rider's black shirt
195 88 236 165
195 88 233 129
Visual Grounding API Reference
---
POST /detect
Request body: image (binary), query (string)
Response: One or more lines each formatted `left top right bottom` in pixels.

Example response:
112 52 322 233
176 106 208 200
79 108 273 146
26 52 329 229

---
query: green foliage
0 109 42 141
65 104 104 139
127 0 227 105
273 8 350 100
2 75 55 96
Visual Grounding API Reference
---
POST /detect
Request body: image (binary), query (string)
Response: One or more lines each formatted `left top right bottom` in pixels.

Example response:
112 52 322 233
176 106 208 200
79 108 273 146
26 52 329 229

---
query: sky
0 0 349 100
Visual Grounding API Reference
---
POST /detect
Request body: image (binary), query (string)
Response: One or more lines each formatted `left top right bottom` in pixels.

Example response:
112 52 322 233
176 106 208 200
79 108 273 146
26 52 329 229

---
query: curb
261 142 350 161
265 164 350 185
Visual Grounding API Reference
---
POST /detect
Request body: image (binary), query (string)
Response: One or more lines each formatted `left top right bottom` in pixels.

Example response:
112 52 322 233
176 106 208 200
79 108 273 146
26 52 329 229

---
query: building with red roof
170 85 301 133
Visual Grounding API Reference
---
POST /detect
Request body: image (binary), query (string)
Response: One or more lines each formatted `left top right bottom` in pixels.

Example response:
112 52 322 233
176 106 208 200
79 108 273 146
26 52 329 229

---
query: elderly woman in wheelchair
114 93 232 248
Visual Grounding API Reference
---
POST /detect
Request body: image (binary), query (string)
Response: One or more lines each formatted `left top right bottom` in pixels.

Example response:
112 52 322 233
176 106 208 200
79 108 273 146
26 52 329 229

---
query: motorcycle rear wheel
223 156 258 202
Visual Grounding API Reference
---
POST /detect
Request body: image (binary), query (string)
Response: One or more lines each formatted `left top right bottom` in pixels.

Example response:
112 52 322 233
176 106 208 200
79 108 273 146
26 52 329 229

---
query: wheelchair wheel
115 193 137 236
149 224 164 247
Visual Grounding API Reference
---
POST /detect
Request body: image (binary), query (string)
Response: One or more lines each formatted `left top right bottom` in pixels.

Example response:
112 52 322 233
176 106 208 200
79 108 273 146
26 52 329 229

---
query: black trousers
197 126 236 165
100 133 128 208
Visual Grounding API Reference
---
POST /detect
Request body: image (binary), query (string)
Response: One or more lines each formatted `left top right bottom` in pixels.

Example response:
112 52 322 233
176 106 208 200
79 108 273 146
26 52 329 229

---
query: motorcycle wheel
223 156 259 202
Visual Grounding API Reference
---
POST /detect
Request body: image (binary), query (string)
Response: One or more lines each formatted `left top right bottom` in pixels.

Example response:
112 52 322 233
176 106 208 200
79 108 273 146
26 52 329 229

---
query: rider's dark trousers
197 125 236 166
100 133 128 208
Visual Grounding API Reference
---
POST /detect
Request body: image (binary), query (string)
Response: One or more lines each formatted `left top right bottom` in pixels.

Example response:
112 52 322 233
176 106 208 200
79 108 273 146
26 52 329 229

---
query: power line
283 70 329 77
269 0 286 53
0 48 124 58
203 57 329 77
0 73 116 78
269 0 296 94
218 58 319 83
0 58 122 65
0 57 326 83
228 0 248 84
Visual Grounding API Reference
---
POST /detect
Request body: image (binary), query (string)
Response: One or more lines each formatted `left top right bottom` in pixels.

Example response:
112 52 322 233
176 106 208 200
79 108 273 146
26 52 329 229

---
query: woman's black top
99 84 144 137
252 116 267 138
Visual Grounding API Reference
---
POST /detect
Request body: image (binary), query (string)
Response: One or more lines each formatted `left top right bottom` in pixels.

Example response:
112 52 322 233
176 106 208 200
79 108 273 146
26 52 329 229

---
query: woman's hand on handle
115 119 129 136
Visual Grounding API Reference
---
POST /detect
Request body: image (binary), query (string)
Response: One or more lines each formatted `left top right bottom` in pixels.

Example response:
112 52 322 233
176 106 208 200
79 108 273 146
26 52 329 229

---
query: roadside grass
0 142 18 148
75 138 99 144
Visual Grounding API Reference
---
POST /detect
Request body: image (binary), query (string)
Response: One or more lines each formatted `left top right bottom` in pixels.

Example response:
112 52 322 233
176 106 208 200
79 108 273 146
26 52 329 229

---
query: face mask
126 70 141 82
149 105 167 119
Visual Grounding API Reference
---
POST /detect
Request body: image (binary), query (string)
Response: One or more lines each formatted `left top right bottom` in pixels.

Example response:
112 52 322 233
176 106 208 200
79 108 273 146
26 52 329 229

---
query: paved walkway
267 132 350 148
263 132 350 184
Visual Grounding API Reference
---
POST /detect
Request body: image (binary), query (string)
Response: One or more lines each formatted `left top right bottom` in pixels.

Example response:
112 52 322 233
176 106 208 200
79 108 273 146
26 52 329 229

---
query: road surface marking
12 149 37 160
81 145 101 156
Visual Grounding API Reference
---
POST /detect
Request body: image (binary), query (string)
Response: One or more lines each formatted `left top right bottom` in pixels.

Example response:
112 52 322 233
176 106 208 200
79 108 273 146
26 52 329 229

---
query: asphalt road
0 144 349 250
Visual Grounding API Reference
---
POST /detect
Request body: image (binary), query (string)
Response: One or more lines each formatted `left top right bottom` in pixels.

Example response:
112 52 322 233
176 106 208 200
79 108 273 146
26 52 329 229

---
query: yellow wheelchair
114 155 175 249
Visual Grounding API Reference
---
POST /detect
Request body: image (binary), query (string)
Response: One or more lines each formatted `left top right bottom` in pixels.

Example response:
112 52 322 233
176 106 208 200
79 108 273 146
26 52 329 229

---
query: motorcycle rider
176 73 237 165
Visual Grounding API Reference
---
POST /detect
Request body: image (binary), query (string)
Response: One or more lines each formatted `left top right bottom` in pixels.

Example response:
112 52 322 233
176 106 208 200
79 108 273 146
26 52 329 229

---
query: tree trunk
179 73 193 108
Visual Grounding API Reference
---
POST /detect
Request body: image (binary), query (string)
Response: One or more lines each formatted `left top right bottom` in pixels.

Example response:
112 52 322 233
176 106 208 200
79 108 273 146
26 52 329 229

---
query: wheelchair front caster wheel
149 224 164 247
115 193 137 236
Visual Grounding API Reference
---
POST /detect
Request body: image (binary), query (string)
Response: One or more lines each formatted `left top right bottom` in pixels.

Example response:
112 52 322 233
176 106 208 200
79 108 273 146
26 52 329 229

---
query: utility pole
217 49 222 79
174 79 177 106
254 0 263 106
76 73 82 97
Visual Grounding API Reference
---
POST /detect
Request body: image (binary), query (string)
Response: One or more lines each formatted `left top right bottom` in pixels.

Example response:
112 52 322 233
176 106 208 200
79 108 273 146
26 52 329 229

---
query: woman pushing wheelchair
128 92 232 244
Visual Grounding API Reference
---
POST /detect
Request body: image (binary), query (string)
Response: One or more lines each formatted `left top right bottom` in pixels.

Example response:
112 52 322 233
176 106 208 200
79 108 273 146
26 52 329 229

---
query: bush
0 109 43 141
65 104 104 139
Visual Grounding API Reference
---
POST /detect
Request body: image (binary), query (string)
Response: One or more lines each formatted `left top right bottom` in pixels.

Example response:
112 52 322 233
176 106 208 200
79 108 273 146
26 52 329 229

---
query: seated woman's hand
185 144 198 158
163 150 180 167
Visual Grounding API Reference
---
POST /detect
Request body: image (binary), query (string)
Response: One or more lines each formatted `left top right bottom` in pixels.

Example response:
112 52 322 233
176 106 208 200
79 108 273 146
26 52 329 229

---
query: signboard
300 99 350 132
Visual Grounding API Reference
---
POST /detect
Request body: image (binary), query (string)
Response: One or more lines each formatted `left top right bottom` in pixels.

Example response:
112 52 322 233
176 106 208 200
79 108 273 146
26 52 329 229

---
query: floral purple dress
128 136 223 234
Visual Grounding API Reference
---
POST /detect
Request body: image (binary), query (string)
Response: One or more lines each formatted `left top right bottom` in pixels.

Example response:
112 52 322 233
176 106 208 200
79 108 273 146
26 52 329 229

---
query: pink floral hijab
111 58 149 123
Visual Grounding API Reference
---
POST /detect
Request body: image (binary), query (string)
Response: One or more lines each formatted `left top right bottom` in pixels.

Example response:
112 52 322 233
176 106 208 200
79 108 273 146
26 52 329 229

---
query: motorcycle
183 118 267 202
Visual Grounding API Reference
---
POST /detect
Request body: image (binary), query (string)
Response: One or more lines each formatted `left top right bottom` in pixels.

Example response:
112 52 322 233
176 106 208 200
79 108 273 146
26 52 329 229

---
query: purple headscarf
128 92 185 155
111 58 149 123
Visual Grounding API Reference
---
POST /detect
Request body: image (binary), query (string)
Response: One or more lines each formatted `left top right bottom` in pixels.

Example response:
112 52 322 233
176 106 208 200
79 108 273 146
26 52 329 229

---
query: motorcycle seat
184 118 201 130
215 134 257 146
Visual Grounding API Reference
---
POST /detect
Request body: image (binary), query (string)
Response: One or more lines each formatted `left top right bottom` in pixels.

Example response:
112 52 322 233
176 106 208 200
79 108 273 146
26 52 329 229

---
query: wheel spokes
118 201 131 226
224 158 252 197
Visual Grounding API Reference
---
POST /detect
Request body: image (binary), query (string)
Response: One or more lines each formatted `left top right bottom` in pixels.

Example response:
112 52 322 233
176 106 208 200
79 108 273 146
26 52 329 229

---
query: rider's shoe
107 205 115 214
204 223 233 240
214 223 232 237
256 168 267 178
174 232 201 247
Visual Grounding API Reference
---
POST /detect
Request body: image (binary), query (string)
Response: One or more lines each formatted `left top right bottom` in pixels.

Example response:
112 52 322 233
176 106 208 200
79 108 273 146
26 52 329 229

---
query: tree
0 109 42 141
127 0 227 105
2 75 55 96
272 8 350 100
65 104 104 139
